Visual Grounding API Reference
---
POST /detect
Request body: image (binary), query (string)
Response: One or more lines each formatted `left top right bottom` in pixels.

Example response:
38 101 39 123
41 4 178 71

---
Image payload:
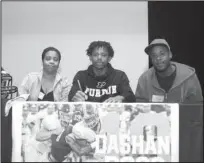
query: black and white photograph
1 1 203 162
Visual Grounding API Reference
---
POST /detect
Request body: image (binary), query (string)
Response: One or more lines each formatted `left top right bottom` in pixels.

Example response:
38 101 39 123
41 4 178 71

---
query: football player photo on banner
11 102 179 162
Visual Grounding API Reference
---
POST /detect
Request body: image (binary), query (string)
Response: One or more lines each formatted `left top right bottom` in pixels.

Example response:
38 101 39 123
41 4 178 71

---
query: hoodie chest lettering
84 85 117 97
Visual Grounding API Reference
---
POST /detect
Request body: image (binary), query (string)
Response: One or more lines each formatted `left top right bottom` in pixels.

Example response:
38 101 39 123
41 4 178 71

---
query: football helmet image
72 110 83 125
58 104 72 127
72 104 84 125
1 67 18 99
83 104 100 129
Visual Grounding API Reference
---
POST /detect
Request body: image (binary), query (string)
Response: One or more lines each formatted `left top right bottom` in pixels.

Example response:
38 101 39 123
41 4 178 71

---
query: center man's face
89 47 112 70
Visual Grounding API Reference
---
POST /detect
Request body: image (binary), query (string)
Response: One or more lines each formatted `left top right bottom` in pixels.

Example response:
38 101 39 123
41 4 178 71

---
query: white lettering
89 89 95 97
132 135 144 154
95 89 101 97
119 134 131 155
144 136 157 154
107 135 119 154
95 135 107 154
102 89 108 96
95 135 170 156
83 85 118 97
157 136 170 155
112 85 117 94
84 87 89 94
107 86 111 95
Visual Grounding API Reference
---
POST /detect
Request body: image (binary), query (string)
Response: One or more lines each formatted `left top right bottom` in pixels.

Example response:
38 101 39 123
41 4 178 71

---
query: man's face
149 45 172 72
89 47 112 70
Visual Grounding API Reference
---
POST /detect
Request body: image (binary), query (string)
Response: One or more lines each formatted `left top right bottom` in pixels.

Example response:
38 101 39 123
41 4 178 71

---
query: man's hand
72 91 88 102
103 95 124 103
151 104 171 116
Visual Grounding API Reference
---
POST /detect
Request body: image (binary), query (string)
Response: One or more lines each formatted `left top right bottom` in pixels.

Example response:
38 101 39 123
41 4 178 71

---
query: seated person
68 41 136 103
135 38 203 103
19 47 71 102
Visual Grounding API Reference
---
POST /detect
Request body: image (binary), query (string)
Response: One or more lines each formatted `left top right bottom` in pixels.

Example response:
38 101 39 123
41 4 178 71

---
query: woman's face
42 50 60 73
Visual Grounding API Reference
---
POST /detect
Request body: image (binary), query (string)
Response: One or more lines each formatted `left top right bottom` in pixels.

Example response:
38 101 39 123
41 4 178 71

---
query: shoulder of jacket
112 69 126 76
172 62 196 82
138 67 154 81
173 62 195 74
27 72 40 76
73 70 87 76
75 70 89 80
25 72 41 79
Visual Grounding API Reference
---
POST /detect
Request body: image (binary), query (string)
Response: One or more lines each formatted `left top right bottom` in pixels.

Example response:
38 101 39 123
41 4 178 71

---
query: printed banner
11 102 179 162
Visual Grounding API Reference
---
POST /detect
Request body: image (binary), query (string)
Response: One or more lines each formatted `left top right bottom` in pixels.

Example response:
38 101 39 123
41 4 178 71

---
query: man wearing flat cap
135 38 203 104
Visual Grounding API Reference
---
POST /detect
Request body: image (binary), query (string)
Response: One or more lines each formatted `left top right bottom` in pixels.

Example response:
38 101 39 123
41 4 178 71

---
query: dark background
148 1 204 98
148 1 204 162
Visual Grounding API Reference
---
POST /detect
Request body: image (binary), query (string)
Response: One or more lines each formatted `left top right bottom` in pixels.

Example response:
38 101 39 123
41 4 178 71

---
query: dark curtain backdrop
148 1 204 162
148 1 204 97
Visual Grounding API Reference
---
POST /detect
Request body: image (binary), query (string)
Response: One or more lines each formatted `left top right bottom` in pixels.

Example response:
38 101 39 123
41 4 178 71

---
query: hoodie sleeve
119 72 136 102
183 73 203 104
68 72 82 101
135 75 150 102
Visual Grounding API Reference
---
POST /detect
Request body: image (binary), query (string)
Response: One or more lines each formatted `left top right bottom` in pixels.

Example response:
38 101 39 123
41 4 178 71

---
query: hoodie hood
171 61 195 87
151 61 196 89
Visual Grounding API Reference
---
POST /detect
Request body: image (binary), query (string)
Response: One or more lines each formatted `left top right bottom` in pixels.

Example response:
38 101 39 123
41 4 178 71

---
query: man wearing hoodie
135 38 203 162
135 38 203 104
68 41 135 103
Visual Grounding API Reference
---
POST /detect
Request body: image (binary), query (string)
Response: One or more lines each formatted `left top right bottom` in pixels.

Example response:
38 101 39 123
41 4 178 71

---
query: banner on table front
11 102 179 162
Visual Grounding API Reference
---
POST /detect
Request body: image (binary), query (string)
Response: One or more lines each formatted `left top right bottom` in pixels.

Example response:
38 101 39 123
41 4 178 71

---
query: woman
19 47 71 102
